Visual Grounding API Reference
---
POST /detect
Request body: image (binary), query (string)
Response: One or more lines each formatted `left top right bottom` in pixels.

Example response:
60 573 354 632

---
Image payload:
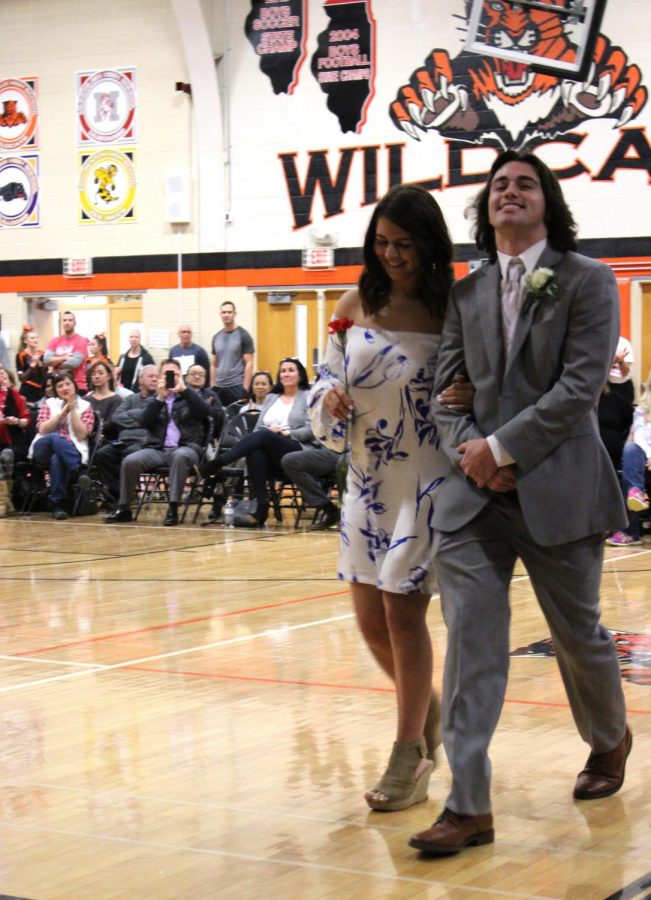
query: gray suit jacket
255 389 317 448
432 246 627 546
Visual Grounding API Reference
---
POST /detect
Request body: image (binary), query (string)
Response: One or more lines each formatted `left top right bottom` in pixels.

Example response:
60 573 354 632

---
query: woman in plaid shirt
29 372 95 519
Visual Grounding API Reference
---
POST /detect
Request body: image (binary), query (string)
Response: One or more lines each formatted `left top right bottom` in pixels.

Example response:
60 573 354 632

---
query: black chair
71 413 105 516
223 399 249 423
192 409 260 523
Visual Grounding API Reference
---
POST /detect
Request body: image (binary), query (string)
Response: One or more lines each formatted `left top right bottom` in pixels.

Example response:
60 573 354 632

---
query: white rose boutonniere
522 267 558 315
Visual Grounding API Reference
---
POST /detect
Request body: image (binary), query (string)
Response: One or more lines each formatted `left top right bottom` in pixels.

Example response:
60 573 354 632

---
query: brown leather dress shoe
573 726 632 800
409 808 494 856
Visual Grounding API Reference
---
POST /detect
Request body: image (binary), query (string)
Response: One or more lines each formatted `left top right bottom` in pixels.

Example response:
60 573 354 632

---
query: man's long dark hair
359 183 454 319
468 150 578 262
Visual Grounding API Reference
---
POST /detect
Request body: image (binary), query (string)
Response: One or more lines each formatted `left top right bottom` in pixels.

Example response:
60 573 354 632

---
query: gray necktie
502 256 525 355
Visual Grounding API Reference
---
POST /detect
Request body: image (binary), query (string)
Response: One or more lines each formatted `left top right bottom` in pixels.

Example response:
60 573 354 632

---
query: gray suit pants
119 446 199 505
434 492 627 816
281 447 338 507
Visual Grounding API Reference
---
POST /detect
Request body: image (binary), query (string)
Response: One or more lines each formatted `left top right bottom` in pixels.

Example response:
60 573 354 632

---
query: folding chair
193 409 260 523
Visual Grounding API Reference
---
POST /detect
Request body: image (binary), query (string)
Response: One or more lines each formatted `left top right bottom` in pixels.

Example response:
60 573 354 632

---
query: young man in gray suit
410 150 631 856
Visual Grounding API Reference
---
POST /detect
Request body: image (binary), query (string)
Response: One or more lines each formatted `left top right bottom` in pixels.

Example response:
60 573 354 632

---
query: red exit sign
63 258 93 277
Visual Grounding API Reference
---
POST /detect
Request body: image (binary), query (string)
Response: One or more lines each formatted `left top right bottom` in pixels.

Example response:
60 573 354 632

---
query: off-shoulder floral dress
308 325 449 596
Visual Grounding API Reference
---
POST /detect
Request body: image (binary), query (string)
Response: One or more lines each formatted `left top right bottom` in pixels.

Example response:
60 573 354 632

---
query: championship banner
244 0 307 95
0 78 39 151
0 155 39 228
78 148 136 224
76 68 137 145
311 0 375 133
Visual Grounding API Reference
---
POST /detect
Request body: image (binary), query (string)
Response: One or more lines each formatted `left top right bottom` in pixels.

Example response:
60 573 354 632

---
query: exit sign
302 248 334 269
63 257 93 277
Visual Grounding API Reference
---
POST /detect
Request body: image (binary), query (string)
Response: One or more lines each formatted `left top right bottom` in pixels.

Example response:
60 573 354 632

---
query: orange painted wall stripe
1 257 645 338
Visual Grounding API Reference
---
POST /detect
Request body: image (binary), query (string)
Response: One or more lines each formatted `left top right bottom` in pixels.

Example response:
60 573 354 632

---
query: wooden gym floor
0 510 649 899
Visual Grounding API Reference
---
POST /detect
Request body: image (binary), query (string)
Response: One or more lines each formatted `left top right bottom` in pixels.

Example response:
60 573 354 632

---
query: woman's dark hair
248 370 273 400
468 150 578 261
87 360 115 391
91 334 109 357
272 357 310 393
52 371 77 393
358 183 454 319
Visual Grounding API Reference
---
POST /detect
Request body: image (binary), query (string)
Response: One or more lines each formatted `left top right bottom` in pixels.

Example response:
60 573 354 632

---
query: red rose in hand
328 317 355 335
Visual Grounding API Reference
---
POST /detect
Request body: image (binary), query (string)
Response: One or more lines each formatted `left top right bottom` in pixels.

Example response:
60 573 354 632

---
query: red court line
119 666 651 714
14 588 350 657
125 667 395 692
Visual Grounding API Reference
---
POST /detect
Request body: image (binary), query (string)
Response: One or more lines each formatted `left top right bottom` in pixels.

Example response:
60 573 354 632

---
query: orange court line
14 587 351 657
121 666 651 715
125 667 395 693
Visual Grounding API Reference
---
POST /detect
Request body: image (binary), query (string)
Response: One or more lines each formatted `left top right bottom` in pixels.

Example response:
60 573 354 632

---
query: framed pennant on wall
0 77 39 151
78 148 136 224
0 155 40 228
76 68 137 144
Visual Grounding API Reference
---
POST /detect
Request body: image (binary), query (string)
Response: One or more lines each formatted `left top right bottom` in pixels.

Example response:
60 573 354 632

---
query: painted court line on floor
0 654 101 669
0 612 356 695
0 821 542 899
13 588 351 657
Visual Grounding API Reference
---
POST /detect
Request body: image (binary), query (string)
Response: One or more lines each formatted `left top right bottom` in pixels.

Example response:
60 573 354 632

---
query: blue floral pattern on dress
308 325 449 596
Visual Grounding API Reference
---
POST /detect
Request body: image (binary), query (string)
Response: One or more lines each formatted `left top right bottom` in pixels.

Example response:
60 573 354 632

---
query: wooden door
255 290 348 380
108 299 144 363
255 292 318 378
640 283 651 388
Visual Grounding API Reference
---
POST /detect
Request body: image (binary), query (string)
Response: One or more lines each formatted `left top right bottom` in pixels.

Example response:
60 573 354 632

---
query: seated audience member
85 361 123 439
281 445 340 529
247 370 273 411
94 364 159 505
0 363 31 516
29 372 95 520
37 374 56 409
114 329 155 392
598 382 634 474
203 357 317 528
224 370 274 421
16 327 47 406
104 358 211 527
86 333 113 369
184 364 225 440
607 372 651 547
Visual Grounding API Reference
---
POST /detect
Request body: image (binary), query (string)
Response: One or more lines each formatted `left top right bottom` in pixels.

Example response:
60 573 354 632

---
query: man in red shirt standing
44 311 88 392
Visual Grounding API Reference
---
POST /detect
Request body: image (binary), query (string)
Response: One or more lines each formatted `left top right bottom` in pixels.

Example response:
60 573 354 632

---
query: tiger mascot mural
390 0 647 149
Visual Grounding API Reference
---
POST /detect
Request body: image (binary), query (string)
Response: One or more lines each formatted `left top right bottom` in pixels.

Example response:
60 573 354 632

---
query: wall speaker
164 169 191 224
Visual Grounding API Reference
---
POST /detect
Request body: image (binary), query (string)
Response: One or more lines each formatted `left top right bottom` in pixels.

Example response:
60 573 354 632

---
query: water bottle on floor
223 498 236 527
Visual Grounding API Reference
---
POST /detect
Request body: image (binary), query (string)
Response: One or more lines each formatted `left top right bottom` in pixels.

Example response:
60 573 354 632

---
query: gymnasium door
640 282 651 386
255 290 345 379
